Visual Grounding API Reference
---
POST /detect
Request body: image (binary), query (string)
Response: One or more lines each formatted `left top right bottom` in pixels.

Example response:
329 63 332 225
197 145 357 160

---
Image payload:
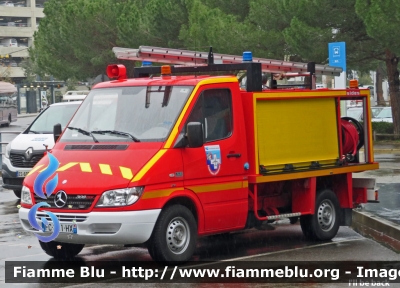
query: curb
373 149 400 154
351 210 400 252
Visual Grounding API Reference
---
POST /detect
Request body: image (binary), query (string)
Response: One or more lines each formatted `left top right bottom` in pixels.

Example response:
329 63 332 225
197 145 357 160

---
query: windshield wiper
92 130 140 142
28 130 39 134
68 127 99 143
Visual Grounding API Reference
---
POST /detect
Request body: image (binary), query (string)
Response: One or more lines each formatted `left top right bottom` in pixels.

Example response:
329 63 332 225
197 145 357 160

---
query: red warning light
106 64 127 80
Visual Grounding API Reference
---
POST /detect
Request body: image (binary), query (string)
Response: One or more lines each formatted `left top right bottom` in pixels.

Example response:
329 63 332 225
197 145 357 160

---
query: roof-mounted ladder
113 46 343 77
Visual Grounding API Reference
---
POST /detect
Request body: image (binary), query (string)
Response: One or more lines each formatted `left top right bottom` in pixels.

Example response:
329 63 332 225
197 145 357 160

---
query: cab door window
186 89 232 142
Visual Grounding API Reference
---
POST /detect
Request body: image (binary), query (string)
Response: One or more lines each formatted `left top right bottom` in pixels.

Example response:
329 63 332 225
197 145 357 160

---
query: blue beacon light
242 51 253 62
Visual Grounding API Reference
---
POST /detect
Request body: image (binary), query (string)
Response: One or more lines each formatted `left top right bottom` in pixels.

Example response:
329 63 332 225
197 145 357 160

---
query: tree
355 0 400 135
32 0 144 80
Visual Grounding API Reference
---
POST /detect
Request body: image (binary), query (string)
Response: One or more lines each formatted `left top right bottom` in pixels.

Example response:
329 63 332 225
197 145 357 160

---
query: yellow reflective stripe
164 77 238 149
188 181 243 194
57 162 78 171
132 149 167 182
99 164 112 175
80 163 92 172
27 164 44 176
242 181 248 188
120 166 133 180
142 187 183 200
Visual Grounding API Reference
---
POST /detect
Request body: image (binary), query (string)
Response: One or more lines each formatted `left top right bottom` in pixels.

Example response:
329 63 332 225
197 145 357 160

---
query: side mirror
53 123 62 143
186 122 204 148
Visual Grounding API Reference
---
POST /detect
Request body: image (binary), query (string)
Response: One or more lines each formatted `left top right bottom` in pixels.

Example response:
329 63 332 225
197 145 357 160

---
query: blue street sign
328 42 346 72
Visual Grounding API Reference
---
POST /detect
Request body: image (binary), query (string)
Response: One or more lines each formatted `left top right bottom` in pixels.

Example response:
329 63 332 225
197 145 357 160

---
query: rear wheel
13 189 21 198
300 189 340 241
39 240 84 259
147 204 197 263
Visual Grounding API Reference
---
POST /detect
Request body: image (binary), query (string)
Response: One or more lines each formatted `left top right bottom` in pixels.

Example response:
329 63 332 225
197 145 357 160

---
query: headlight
96 187 144 207
4 143 11 159
21 186 32 205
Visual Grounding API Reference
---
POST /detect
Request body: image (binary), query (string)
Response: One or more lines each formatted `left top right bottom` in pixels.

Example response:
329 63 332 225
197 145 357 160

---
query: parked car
371 107 384 118
0 38 18 47
0 1 14 6
346 106 385 122
372 107 393 123
346 107 363 121
2 101 82 198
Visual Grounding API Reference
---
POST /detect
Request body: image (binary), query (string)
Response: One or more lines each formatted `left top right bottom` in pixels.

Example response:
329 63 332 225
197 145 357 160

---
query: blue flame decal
28 202 60 242
33 153 59 199
28 153 61 242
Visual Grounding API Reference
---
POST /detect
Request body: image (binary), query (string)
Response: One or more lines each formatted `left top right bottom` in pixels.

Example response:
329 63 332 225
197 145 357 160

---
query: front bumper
1 159 30 191
19 208 161 245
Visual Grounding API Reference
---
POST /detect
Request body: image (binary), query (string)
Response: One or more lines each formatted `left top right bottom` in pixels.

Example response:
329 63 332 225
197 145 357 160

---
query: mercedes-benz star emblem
25 148 33 160
54 191 68 208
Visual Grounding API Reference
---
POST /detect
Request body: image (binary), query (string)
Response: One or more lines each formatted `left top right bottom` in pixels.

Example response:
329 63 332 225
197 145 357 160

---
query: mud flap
340 208 352 226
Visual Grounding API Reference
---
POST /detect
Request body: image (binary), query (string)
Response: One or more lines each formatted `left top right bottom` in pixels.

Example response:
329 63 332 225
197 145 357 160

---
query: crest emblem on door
205 145 221 175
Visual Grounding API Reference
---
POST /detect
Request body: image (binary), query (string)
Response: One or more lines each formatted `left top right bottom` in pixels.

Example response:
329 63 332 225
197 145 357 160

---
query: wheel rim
317 199 336 231
166 217 190 255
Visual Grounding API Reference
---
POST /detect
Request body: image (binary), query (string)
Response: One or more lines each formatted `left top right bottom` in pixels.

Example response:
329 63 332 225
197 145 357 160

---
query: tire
13 190 21 198
39 240 84 259
147 204 197 263
289 216 298 224
300 189 340 241
4 115 11 127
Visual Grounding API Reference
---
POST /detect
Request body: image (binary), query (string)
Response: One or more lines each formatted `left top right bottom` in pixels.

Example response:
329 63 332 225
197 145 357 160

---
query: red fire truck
19 46 379 263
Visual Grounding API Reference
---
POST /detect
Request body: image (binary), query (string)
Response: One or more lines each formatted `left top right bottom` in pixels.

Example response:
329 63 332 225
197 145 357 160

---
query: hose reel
341 117 364 162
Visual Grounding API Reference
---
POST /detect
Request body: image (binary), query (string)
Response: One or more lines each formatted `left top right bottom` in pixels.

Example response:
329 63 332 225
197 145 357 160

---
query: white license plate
44 223 78 234
17 171 30 177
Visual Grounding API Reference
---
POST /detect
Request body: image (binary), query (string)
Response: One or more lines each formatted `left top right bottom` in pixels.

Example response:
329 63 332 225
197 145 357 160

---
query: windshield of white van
28 104 81 134
60 86 193 142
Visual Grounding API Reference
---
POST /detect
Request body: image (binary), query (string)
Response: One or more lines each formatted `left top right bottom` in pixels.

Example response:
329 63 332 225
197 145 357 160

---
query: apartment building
0 0 47 83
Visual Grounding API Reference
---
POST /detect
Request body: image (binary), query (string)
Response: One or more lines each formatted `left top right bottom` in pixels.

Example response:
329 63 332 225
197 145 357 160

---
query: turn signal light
349 79 358 88
161 65 171 75
106 64 127 80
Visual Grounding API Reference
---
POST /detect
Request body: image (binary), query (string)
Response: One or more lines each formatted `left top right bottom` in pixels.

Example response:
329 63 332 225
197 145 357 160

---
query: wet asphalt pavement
0 116 399 287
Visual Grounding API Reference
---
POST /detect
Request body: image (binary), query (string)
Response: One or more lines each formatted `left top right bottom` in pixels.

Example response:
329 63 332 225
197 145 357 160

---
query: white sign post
40 91 48 110
329 42 347 116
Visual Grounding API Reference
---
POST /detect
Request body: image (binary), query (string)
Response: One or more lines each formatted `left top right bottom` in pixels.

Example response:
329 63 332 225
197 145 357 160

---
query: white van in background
62 90 89 102
0 38 18 47
1 101 82 198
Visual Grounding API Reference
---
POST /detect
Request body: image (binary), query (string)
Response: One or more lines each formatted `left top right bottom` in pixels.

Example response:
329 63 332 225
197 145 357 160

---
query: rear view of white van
0 38 18 47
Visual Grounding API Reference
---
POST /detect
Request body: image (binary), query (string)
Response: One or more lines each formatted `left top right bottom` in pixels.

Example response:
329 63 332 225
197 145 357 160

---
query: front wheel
4 114 11 127
13 189 21 198
147 204 197 263
39 240 85 259
300 189 340 241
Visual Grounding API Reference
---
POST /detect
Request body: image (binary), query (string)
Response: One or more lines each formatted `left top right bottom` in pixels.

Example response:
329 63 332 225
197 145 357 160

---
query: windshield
60 86 193 142
376 108 392 119
371 107 383 118
28 104 80 133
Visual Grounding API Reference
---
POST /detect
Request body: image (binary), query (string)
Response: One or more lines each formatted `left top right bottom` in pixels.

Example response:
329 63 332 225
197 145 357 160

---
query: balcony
0 46 29 57
0 66 25 77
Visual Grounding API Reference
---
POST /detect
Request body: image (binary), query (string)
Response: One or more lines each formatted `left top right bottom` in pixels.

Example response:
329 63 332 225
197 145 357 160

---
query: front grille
10 152 44 168
36 213 87 223
3 178 23 185
34 194 95 210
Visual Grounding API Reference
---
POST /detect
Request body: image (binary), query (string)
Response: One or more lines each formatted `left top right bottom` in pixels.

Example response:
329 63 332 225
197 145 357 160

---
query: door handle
227 153 241 158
